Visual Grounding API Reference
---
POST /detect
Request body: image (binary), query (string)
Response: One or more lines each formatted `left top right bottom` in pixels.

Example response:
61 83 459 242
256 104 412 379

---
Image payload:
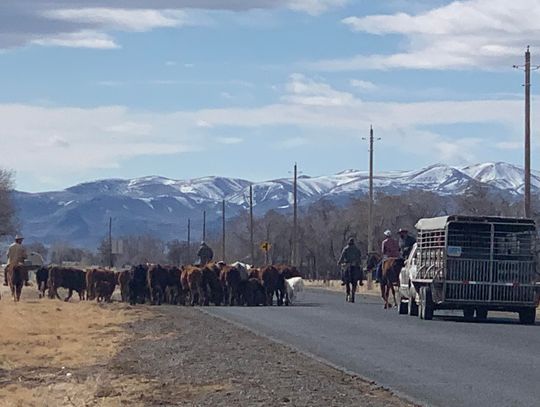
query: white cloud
350 79 377 91
283 73 355 106
216 136 243 144
314 0 539 70
44 8 189 32
1 76 532 186
31 30 118 49
0 1 347 49
286 0 348 15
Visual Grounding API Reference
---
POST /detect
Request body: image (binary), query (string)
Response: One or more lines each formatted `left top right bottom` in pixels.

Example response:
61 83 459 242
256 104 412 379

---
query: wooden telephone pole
202 210 206 242
292 163 298 266
222 200 226 262
187 218 191 263
514 46 539 218
250 184 254 264
363 126 380 290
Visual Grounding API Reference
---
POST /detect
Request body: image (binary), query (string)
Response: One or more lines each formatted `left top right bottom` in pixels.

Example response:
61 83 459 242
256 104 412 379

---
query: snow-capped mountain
12 162 536 248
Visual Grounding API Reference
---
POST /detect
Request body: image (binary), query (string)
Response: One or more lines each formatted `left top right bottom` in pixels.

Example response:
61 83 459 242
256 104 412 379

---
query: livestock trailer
400 215 540 324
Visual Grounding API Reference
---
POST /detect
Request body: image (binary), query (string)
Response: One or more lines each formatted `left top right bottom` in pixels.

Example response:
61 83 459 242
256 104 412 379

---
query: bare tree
0 168 16 237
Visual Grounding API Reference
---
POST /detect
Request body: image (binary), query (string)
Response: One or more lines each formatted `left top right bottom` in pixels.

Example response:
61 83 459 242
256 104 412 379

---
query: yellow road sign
260 241 271 252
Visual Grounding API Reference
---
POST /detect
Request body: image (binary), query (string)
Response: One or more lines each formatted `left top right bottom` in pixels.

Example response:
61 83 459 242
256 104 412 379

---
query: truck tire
476 307 488 322
408 297 419 316
463 307 475 322
518 308 536 325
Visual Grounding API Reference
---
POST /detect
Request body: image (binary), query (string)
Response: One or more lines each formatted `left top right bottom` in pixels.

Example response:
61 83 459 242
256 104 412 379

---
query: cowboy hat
15 234 24 240
384 230 392 237
398 228 408 233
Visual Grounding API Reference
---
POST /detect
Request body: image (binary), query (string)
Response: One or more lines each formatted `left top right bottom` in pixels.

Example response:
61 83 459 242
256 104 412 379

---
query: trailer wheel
476 307 488 322
398 300 408 315
518 308 536 325
418 286 434 320
408 297 419 316
463 307 475 322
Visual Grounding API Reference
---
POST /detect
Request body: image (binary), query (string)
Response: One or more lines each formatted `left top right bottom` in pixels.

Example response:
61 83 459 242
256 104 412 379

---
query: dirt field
0 282 415 407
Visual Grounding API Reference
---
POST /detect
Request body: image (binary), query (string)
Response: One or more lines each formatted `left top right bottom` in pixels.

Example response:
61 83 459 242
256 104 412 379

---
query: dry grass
0 284 151 406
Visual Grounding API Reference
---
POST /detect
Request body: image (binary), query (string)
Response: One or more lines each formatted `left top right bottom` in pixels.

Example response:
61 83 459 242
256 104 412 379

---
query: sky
1 0 539 192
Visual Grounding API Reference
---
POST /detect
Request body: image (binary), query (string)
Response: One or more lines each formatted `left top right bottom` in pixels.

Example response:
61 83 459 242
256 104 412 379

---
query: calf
86 268 116 301
241 278 266 306
96 280 115 303
48 266 86 302
35 266 49 298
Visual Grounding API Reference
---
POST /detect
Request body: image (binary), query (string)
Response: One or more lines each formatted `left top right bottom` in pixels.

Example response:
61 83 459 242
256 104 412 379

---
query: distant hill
13 162 536 248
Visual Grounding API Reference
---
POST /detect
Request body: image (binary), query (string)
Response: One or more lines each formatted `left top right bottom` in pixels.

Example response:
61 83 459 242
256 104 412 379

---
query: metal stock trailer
410 215 540 324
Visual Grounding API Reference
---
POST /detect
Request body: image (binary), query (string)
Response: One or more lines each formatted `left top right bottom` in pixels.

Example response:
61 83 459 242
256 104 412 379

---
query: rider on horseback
337 238 363 286
375 230 400 283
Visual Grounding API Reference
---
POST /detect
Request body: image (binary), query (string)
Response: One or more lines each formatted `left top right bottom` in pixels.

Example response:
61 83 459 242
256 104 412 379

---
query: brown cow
117 269 130 302
201 263 223 306
258 265 282 306
147 264 179 305
48 266 86 301
165 265 184 305
86 268 116 301
219 264 242 306
5 264 25 302
181 265 204 306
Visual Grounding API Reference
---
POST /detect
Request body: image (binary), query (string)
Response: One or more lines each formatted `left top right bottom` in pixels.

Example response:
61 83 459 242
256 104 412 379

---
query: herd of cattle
3 262 305 307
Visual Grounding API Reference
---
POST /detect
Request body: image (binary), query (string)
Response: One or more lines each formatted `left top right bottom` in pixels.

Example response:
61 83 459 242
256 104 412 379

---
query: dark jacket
338 243 362 266
197 244 214 265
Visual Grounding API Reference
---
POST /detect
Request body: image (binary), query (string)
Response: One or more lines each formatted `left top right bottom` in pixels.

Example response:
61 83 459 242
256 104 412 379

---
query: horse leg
391 285 397 307
351 282 356 303
16 283 22 301
345 283 350 302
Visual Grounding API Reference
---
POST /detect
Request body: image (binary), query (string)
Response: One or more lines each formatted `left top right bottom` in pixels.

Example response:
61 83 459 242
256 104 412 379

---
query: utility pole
363 126 381 254
108 217 113 268
514 46 539 218
363 126 380 290
202 210 206 242
249 184 254 264
187 218 191 264
292 163 298 266
222 199 226 262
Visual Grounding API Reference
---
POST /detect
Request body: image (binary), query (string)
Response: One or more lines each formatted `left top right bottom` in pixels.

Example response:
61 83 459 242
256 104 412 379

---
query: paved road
206 289 540 407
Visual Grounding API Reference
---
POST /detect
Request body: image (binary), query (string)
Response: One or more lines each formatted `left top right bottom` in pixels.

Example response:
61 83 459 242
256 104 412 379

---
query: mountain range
13 162 537 248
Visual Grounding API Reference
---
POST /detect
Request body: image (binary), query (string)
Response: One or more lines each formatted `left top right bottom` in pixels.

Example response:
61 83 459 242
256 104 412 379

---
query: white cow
285 277 304 305
231 261 252 281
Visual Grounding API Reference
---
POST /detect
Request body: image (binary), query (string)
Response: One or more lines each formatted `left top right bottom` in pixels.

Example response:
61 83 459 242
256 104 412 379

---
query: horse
365 252 381 281
5 264 25 302
341 264 362 303
380 258 404 309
